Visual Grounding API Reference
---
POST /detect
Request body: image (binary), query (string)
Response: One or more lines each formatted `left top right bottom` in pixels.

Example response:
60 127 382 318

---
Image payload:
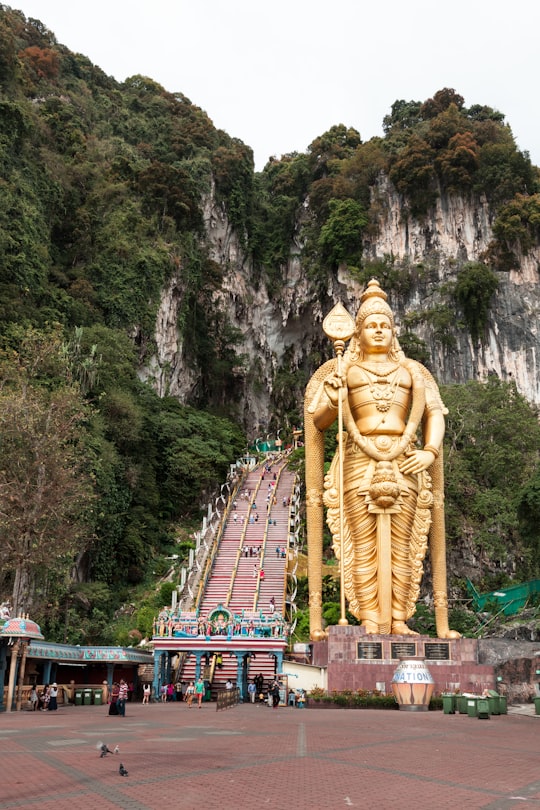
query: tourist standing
30 686 38 711
39 685 50 711
109 682 120 715
48 683 58 711
117 679 128 716
271 679 281 709
195 677 205 708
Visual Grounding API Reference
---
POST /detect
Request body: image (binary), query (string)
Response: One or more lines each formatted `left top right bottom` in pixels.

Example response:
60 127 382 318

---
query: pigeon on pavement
119 763 129 777
98 742 114 758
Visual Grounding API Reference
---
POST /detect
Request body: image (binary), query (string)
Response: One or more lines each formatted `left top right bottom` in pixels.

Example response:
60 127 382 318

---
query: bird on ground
119 763 129 777
113 745 120 754
98 742 114 758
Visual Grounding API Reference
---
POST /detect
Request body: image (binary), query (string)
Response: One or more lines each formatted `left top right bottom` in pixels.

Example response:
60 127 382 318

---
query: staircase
178 458 296 696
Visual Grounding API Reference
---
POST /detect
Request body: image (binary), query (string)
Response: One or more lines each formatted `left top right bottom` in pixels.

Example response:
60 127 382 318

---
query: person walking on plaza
39 685 50 711
270 679 281 709
195 677 205 708
108 682 120 715
48 683 58 711
248 680 257 704
185 681 195 707
30 685 38 711
117 679 128 716
142 683 151 704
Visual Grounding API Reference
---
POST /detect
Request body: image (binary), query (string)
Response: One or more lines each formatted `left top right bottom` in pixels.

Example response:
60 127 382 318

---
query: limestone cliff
145 176 540 434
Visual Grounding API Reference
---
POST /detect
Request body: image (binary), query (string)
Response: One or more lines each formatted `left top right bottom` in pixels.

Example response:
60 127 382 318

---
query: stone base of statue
311 624 495 697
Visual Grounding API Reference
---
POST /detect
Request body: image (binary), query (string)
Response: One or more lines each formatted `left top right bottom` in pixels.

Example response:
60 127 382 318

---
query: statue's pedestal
312 625 495 695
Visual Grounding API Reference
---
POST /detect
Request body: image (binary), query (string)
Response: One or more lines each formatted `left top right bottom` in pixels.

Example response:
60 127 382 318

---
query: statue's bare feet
363 621 379 634
391 621 419 636
439 629 461 639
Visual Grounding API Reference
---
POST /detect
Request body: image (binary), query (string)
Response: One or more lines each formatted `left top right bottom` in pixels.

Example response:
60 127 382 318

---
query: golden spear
322 302 355 626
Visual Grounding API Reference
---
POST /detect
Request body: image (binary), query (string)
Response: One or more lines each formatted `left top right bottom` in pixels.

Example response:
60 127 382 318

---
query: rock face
144 177 540 433
367 177 540 406
478 638 540 703
141 272 197 400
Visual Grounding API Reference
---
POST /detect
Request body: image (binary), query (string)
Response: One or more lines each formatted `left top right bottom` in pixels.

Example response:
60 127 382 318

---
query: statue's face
359 314 393 353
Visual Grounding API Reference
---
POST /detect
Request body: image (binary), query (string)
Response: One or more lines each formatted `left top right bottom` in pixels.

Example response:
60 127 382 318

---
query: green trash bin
499 696 508 714
83 689 93 705
466 697 478 718
477 698 490 719
487 690 500 715
442 694 455 714
457 695 469 714
93 689 103 706
534 697 540 715
75 690 83 706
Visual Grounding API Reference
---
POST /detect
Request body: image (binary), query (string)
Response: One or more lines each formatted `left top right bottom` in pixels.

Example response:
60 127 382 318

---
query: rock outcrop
145 176 540 434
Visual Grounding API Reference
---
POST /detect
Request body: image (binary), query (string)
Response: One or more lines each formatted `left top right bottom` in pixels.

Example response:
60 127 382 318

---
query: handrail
226 470 266 608
225 543 245 607
225 478 261 606
193 476 245 610
253 461 286 611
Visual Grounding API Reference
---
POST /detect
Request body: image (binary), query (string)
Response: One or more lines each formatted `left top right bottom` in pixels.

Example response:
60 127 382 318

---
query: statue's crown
357 279 394 328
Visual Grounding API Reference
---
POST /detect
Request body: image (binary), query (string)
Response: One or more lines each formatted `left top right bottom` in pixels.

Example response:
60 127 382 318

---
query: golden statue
305 279 460 640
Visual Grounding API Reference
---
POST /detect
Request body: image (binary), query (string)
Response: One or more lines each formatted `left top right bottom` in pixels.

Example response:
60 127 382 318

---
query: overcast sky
13 1 540 171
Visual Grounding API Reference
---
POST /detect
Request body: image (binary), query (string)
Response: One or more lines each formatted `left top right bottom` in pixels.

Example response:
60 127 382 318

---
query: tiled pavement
1 701 538 810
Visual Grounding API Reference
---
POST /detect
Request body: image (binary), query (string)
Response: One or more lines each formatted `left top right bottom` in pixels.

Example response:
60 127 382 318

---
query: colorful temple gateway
149 458 300 700
1 456 301 709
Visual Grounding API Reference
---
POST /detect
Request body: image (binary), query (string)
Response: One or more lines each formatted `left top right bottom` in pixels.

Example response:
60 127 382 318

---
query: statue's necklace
360 362 401 412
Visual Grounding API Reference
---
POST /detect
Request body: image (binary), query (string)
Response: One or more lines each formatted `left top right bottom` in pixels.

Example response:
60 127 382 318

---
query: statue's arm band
423 445 440 457
424 401 442 413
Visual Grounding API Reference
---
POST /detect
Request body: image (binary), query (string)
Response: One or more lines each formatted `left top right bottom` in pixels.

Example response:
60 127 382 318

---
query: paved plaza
0 700 538 810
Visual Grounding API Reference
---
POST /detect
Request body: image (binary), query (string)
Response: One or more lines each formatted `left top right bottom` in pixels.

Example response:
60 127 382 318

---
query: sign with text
357 642 383 660
424 642 450 660
391 642 417 659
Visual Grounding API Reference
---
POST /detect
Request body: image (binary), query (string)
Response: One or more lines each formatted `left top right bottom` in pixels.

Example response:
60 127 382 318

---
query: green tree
308 124 361 179
0 330 94 613
420 88 464 119
454 263 498 343
442 378 540 574
517 469 540 571
492 193 540 257
388 135 437 216
382 99 422 134
435 131 479 190
317 198 368 269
